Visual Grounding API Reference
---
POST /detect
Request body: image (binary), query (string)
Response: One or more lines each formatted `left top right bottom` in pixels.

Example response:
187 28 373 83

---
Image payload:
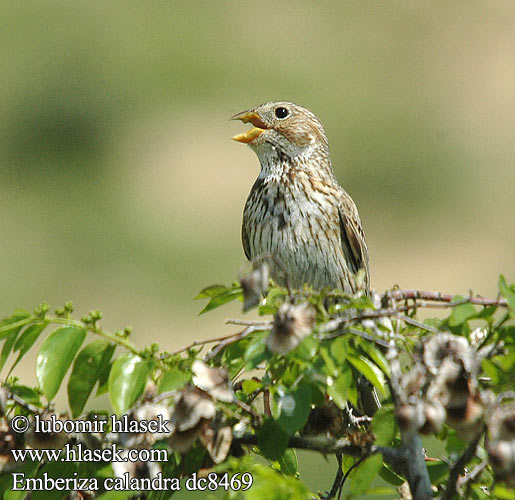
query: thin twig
321 327 392 349
6 389 43 414
340 455 368 494
397 314 440 334
205 324 272 361
225 318 272 327
161 324 270 359
324 453 344 500
387 289 507 308
460 460 488 498
441 427 485 500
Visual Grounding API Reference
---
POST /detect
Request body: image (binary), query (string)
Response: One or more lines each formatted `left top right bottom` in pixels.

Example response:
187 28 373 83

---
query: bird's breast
243 174 344 290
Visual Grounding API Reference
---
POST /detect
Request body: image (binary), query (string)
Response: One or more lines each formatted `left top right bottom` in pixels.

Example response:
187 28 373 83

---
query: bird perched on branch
231 101 369 295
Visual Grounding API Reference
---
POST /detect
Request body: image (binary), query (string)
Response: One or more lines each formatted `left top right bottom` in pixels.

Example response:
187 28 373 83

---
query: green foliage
108 353 154 414
0 276 513 499
36 326 86 401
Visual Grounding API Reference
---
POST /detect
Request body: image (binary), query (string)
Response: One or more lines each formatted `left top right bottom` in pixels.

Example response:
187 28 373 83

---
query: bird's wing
241 221 251 261
338 192 370 290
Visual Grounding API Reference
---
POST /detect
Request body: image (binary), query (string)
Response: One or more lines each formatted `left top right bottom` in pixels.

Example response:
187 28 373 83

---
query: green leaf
194 284 230 300
294 335 318 361
276 383 312 435
477 305 497 319
320 345 338 376
0 331 20 373
499 275 515 310
448 300 477 326
242 378 262 394
67 341 115 417
32 460 79 500
259 287 288 315
277 448 298 476
3 458 38 500
372 405 396 446
481 358 500 385
96 492 138 500
36 326 86 401
108 353 153 414
427 461 449 485
196 286 243 314
10 385 42 408
491 484 515 500
378 464 404 486
244 463 310 500
347 354 387 396
9 323 47 374
327 367 352 409
258 419 289 461
366 486 398 496
357 339 391 378
349 453 383 496
245 336 270 370
0 312 32 373
158 368 189 393
0 310 31 339
330 336 348 364
96 362 112 396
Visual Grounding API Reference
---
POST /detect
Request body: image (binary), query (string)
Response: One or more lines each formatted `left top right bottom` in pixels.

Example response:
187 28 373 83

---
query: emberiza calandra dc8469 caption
231 101 369 295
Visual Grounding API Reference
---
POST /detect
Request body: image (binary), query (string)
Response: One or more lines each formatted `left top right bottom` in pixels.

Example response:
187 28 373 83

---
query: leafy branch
0 273 513 500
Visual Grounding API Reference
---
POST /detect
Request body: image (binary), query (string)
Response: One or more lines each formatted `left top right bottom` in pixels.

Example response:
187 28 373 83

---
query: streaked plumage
232 101 369 294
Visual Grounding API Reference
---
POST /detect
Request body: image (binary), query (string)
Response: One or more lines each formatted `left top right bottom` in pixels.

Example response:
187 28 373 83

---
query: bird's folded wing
338 193 370 289
242 221 251 261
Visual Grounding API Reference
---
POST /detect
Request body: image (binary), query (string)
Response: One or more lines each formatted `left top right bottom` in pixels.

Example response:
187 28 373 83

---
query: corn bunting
231 101 369 294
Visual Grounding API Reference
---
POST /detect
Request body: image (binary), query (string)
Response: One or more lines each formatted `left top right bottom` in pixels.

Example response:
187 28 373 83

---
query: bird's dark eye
274 107 289 119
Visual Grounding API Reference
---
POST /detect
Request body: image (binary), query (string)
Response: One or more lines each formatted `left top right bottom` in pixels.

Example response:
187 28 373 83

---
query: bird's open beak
230 111 268 144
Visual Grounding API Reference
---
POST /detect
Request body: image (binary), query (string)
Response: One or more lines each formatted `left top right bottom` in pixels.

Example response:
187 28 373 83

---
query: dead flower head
169 387 216 453
192 360 233 403
25 413 68 451
133 402 171 444
488 403 515 442
0 417 23 473
422 333 477 377
487 405 515 487
199 418 232 464
240 263 269 311
112 450 161 480
267 302 316 355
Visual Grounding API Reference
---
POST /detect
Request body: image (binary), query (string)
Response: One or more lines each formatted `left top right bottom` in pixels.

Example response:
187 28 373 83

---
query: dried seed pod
25 413 68 451
267 302 316 354
419 402 446 435
422 333 477 377
112 451 161 480
395 402 425 437
169 387 216 453
487 439 515 486
192 361 233 403
0 417 23 473
132 402 171 444
488 403 515 442
199 419 232 464
240 263 269 311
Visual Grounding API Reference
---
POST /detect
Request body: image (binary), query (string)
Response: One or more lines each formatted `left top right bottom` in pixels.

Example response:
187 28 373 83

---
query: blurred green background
1 0 514 495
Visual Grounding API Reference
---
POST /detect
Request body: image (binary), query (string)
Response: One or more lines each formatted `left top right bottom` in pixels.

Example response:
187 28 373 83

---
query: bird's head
231 101 329 161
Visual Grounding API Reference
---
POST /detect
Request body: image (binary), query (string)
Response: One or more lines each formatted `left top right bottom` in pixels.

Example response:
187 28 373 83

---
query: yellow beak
230 110 268 144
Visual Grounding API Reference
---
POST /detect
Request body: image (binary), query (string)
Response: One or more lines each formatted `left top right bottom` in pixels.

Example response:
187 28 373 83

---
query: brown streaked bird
231 101 370 294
